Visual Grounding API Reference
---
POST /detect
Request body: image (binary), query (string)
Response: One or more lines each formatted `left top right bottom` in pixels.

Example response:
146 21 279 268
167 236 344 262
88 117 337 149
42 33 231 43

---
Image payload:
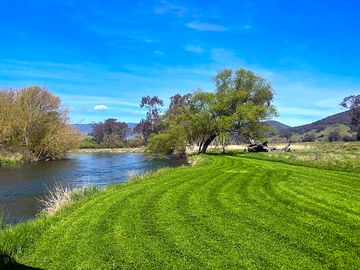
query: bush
100 134 126 148
146 126 187 158
126 137 145 148
328 130 341 142
302 134 316 142
80 137 100 149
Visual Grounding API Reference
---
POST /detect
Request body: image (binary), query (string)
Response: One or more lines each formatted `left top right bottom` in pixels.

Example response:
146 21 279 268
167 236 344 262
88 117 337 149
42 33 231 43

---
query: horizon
1 1 359 126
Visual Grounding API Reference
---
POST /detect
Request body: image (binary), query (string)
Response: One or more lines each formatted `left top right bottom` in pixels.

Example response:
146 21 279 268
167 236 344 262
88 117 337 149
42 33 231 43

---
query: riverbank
0 147 145 167
76 147 144 153
0 152 23 167
1 154 359 269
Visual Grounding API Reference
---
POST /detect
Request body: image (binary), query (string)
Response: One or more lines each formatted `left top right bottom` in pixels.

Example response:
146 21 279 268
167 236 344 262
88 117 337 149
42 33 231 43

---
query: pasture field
220 141 360 173
0 145 359 269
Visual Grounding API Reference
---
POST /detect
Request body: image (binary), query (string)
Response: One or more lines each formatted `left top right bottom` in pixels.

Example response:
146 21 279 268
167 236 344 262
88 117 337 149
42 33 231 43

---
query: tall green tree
147 68 277 156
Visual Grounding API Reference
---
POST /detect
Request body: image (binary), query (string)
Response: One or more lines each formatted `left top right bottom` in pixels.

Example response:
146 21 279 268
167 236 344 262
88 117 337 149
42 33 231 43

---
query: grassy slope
1 155 360 269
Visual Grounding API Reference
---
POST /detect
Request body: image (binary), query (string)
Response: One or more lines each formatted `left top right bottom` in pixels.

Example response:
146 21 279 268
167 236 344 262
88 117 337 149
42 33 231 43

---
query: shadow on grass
0 252 43 270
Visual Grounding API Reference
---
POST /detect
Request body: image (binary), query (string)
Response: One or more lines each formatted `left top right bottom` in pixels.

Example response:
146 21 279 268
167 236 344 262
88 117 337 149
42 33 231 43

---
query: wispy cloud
186 22 227 32
153 0 187 17
154 50 164 56
61 95 139 107
184 44 204 54
94 105 109 111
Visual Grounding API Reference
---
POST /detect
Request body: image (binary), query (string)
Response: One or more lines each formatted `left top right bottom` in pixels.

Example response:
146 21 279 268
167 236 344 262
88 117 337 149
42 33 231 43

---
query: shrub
302 133 316 142
328 130 342 142
80 137 100 149
126 137 145 148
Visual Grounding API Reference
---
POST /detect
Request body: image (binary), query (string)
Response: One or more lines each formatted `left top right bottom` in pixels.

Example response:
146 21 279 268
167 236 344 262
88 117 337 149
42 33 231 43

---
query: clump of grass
127 169 140 179
39 183 99 216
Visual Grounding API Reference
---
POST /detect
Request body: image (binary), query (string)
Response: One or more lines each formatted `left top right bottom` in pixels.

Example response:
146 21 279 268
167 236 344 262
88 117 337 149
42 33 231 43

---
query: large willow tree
147 68 277 156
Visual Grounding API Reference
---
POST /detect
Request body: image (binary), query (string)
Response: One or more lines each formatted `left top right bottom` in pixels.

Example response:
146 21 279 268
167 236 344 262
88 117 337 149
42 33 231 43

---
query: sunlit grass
0 154 359 269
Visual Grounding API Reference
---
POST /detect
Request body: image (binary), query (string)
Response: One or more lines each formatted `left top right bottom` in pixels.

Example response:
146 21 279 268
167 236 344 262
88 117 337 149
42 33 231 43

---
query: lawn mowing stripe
1 154 359 269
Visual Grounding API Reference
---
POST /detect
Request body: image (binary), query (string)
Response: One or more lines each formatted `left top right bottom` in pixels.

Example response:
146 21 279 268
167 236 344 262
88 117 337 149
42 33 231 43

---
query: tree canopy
0 86 80 160
147 68 277 156
134 96 164 142
91 119 129 148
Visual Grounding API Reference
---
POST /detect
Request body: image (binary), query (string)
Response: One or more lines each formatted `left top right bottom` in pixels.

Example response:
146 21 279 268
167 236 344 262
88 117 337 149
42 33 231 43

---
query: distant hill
73 124 93 135
287 110 351 134
265 121 291 133
267 110 356 142
73 123 138 135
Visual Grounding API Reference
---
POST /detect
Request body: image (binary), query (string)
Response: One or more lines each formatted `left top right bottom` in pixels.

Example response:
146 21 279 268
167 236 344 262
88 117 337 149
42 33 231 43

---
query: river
0 153 185 224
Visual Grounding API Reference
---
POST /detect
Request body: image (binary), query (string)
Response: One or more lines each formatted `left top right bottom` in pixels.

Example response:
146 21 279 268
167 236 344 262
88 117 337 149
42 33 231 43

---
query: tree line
0 86 80 161
134 68 277 157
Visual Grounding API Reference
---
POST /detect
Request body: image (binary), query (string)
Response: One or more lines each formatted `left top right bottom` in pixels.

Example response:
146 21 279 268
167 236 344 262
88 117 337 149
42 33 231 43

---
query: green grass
1 154 359 269
234 142 360 173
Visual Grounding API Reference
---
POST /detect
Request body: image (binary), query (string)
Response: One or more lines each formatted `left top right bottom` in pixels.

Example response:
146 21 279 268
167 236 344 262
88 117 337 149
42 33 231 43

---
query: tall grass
39 183 99 216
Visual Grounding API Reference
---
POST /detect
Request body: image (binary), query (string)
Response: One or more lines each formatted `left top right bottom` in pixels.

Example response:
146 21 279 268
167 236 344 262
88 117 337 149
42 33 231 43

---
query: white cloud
185 44 204 54
94 105 109 111
186 22 227 32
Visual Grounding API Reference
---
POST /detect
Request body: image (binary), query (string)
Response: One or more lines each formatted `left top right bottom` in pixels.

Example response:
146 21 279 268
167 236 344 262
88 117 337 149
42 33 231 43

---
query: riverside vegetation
0 144 359 269
0 86 81 165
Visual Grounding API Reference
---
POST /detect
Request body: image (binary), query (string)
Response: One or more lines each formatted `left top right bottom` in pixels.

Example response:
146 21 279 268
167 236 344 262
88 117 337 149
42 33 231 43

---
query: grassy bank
1 153 359 269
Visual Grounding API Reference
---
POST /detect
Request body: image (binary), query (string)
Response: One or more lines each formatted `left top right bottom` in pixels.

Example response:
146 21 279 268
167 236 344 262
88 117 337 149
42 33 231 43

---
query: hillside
287 110 351 134
265 120 291 132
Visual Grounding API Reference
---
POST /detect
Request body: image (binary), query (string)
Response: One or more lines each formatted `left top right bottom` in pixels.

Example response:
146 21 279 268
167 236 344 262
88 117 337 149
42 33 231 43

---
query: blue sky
1 0 359 126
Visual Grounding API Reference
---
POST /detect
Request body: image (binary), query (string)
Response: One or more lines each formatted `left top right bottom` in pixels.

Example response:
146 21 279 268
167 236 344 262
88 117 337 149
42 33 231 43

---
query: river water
0 153 184 224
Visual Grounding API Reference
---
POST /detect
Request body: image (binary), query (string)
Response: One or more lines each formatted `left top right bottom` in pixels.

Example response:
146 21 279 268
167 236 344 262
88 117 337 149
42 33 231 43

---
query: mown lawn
1 154 359 269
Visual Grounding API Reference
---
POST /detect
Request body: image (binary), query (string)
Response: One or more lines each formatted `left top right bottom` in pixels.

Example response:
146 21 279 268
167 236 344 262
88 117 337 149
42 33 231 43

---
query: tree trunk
199 134 217 153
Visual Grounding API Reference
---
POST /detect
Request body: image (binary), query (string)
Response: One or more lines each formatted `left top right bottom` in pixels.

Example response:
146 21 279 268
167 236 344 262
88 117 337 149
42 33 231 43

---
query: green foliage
80 137 100 149
69 185 99 202
146 125 187 157
0 155 359 269
148 68 277 155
